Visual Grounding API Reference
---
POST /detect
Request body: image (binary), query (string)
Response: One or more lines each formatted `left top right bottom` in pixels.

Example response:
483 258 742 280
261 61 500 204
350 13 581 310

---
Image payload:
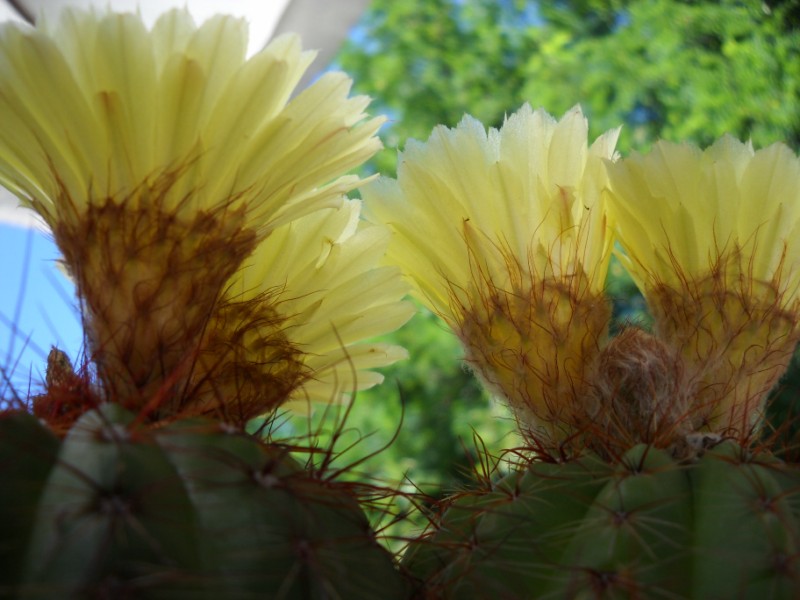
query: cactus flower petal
606 137 800 434
185 199 414 420
364 105 619 444
0 8 389 421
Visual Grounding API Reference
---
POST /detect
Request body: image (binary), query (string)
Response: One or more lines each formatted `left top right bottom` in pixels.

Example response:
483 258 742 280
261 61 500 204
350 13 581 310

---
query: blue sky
0 223 83 394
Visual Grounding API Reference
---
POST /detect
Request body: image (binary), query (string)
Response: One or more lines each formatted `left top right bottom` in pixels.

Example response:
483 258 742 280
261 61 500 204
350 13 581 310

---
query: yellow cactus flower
178 199 414 422
0 8 384 415
364 105 619 443
606 136 800 434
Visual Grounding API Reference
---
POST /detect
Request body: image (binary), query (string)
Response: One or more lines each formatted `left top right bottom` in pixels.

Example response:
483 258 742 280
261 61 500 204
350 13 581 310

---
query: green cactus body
0 404 408 599
403 444 800 599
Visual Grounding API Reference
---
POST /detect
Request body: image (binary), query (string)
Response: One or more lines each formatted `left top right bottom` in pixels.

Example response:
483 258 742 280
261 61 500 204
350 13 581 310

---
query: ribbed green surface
404 444 800 599
0 411 61 588
1 404 408 599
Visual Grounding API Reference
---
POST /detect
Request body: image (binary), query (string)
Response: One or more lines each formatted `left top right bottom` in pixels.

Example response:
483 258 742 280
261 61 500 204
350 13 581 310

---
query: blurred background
2 0 800 545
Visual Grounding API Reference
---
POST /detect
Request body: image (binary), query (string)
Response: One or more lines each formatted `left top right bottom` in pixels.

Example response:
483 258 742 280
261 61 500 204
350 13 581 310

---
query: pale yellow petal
606 136 800 435
607 137 800 297
0 8 382 233
364 104 617 443
221 199 414 411
150 8 196 66
0 8 386 420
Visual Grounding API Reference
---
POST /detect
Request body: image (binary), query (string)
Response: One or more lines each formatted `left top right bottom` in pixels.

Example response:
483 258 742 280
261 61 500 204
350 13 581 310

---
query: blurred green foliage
341 0 800 177
280 0 800 541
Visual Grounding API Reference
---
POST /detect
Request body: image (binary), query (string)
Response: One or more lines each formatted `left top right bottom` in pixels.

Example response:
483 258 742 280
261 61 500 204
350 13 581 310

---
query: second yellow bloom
364 105 619 443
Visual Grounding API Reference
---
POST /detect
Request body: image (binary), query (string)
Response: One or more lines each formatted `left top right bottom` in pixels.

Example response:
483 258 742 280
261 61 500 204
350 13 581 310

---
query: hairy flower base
584 328 693 457
178 292 307 423
54 183 258 411
32 348 100 435
456 274 611 444
649 273 800 435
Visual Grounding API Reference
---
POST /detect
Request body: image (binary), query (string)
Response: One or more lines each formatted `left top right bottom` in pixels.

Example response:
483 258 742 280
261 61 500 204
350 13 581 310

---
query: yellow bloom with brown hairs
364 104 619 444
606 136 800 434
0 8 388 419
182 199 414 422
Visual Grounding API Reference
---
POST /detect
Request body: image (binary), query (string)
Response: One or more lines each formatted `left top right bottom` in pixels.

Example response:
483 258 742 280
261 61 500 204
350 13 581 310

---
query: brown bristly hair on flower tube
605 136 800 440
582 326 694 457
177 199 415 423
363 104 620 449
0 8 412 425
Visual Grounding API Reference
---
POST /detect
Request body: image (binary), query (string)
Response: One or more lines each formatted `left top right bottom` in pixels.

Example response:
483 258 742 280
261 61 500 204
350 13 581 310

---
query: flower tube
183 199 414 422
364 105 619 444
0 8 386 416
606 136 800 434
